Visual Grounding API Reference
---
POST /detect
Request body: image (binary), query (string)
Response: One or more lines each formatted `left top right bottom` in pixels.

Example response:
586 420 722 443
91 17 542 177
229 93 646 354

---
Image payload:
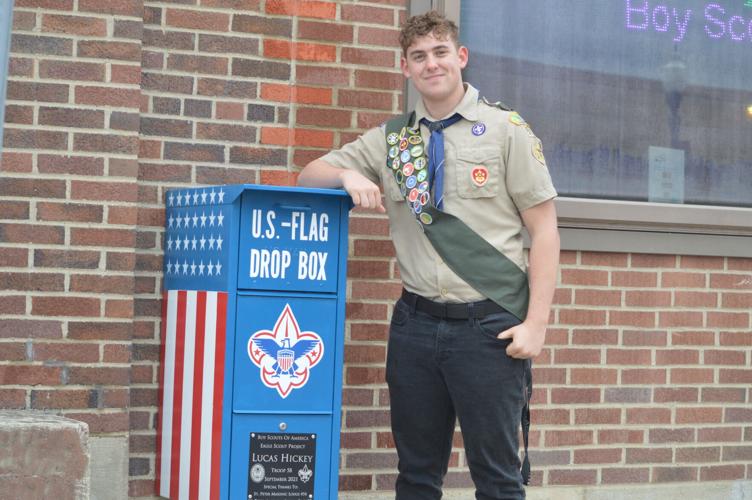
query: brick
109 111 140 132
196 123 256 142
215 101 244 120
0 389 26 409
142 73 194 94
574 289 621 306
570 368 618 385
3 128 68 150
560 269 608 286
0 247 28 267
722 292 752 308
345 409 390 428
261 127 332 148
34 249 100 269
612 270 658 287
342 47 395 67
728 258 752 271
602 467 650 484
167 53 229 75
37 154 104 176
719 369 752 384
0 319 62 339
0 365 62 385
720 332 752 346
261 83 332 105
0 178 66 199
673 331 715 345
12 11 36 30
339 89 393 110
558 309 607 326
297 19 353 43
38 107 104 128
551 388 601 404
78 0 141 16
165 8 230 30
654 388 698 403
704 349 746 365
623 329 667 346
199 34 259 55
5 104 34 124
266 0 336 19
41 14 107 36
702 388 745 403
341 4 395 25
708 312 749 328
656 349 699 365
163 142 225 163
68 321 131 340
143 29 195 51
662 271 706 288
624 290 671 307
609 310 656 327
632 254 677 268
700 465 746 481
112 63 144 85
671 368 715 384
650 428 695 444
627 408 671 424
699 426 743 442
74 133 138 154
228 147 285 166
357 111 394 129
339 475 372 491
140 117 192 139
358 26 399 47
232 14 291 36
548 469 597 485
75 85 142 107
184 99 212 118
574 408 621 425
654 466 698 482
626 447 672 463
573 448 622 464
676 407 723 424
113 19 142 40
67 412 129 433
77 41 140 61
0 224 64 244
621 369 666 384
296 65 350 86
599 429 645 444
8 57 34 77
681 255 724 269
70 275 134 295
350 323 388 342
33 342 99 363
263 40 335 62
0 152 33 172
604 387 651 405
11 33 73 56
553 348 601 365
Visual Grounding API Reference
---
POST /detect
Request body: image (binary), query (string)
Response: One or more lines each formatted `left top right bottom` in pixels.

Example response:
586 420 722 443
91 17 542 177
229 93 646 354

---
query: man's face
401 33 468 104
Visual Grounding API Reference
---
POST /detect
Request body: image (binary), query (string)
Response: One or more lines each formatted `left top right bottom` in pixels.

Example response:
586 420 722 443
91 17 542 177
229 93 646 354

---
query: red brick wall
1 1 751 498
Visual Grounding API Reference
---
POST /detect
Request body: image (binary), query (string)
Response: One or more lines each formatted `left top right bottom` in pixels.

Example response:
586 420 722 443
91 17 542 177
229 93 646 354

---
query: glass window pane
460 0 752 208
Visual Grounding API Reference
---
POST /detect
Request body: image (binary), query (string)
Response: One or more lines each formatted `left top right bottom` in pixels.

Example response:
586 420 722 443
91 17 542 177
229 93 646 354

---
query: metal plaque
247 432 317 499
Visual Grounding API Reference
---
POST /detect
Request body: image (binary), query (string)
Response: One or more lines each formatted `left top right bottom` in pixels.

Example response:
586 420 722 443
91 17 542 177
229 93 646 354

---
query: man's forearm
525 226 560 327
297 159 346 188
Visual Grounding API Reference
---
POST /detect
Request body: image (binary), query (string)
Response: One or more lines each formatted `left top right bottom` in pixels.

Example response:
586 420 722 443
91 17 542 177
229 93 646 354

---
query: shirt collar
413 83 480 127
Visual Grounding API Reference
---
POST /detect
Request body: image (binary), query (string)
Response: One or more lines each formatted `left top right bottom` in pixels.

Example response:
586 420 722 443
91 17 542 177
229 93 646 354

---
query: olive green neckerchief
385 110 530 322
385 107 534 485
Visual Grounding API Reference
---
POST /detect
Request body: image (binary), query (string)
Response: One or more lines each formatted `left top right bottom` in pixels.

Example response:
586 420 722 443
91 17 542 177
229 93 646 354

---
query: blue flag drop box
157 184 351 500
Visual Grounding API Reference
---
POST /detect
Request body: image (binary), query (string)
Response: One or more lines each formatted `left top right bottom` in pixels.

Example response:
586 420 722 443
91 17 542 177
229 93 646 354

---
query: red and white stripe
157 290 227 500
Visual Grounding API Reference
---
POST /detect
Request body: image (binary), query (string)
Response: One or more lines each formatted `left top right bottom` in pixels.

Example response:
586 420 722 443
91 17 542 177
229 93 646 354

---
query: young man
298 11 559 500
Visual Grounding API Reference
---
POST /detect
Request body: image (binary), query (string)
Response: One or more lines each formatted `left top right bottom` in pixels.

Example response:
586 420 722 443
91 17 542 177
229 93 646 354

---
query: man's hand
340 169 385 213
497 321 546 359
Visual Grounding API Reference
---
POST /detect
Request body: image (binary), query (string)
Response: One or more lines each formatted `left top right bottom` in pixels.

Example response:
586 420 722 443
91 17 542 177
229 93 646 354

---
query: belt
400 289 507 320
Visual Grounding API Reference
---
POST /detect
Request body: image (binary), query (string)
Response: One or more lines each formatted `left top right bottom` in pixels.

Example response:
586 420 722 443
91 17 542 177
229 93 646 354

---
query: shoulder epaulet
480 96 513 112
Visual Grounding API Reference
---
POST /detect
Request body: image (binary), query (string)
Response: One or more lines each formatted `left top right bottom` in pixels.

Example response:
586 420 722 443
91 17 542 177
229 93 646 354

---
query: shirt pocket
454 147 501 199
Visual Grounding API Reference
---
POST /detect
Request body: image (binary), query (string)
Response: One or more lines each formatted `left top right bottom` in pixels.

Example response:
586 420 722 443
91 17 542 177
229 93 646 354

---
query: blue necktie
420 113 462 210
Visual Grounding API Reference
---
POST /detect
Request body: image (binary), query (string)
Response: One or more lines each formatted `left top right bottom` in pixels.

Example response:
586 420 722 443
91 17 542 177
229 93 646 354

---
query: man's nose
425 55 438 69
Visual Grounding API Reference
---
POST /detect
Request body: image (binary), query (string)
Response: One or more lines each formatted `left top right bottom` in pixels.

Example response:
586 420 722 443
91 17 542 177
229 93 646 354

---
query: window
413 1 752 255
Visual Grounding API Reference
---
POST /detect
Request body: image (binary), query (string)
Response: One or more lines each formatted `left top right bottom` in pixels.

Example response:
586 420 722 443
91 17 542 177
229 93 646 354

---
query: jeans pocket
475 311 521 341
390 299 411 328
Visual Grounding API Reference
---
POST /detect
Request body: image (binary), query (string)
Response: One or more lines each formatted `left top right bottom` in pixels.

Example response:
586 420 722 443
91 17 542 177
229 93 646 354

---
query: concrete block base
0 411 90 500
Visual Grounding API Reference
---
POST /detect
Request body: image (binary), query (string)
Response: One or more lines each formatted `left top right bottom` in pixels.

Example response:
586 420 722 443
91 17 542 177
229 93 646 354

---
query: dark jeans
386 298 529 500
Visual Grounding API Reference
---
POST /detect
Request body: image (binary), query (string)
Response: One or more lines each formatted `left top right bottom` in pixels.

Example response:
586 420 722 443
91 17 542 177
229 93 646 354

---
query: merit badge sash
384 111 530 322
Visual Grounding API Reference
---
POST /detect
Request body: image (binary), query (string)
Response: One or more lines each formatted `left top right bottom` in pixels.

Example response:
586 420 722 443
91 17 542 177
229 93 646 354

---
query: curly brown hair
399 10 459 55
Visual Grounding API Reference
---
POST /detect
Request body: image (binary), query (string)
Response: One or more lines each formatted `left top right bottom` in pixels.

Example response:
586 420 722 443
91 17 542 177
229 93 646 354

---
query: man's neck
422 84 466 120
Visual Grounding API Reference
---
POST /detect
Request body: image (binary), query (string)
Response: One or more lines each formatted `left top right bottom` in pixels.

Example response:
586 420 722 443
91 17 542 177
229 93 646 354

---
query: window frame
407 0 752 257
0 0 13 143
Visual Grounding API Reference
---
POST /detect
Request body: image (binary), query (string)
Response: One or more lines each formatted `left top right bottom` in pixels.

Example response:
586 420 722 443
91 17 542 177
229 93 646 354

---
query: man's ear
458 46 469 69
400 56 411 78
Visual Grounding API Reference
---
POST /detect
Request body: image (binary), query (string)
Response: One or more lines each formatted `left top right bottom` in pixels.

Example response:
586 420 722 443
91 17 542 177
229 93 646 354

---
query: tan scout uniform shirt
322 84 557 303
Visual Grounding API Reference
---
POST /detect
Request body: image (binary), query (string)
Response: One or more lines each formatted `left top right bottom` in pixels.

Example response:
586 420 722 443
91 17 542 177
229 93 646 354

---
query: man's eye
436 50 448 57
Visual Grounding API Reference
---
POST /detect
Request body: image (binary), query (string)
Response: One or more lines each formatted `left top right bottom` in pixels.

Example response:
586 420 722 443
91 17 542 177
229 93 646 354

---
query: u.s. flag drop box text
157 184 351 500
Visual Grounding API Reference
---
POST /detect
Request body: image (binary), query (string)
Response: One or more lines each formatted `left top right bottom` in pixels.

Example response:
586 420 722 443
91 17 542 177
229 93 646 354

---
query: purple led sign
626 0 752 43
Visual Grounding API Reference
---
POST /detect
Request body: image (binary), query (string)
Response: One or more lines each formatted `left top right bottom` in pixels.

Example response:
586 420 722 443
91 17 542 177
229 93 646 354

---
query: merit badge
395 170 404 184
248 304 324 398
387 133 399 145
410 145 424 157
419 212 433 225
408 188 419 202
413 201 422 214
408 134 422 145
400 184 407 197
402 163 414 176
416 170 427 183
388 146 398 159
400 127 407 138
405 175 417 189
420 192 430 206
400 150 411 163
414 157 427 170
471 166 489 187
532 139 546 165
471 122 486 136
399 138 409 151
391 159 400 171
509 112 526 126
418 180 429 192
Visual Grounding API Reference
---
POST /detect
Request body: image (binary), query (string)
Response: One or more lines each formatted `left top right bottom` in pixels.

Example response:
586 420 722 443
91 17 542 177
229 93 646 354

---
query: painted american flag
157 187 231 500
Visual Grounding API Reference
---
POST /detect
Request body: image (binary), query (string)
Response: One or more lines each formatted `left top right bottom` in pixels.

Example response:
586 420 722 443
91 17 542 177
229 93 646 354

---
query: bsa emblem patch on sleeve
471 166 489 187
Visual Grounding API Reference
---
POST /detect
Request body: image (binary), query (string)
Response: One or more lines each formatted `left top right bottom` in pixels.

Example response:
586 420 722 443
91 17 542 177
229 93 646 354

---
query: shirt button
441 288 448 296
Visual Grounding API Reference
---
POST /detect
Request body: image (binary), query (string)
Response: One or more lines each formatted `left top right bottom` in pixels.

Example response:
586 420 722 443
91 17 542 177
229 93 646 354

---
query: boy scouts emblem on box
248 304 323 398
471 166 489 187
